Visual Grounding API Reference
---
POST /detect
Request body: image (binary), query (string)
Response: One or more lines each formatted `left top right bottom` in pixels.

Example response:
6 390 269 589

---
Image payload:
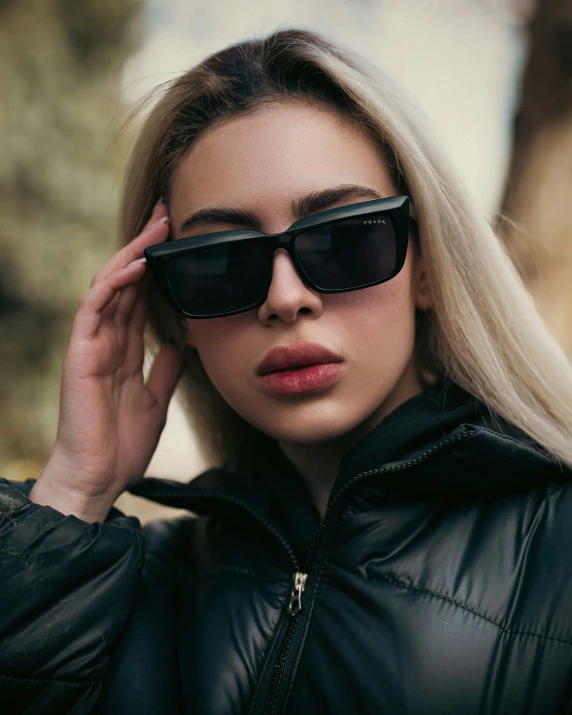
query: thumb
146 342 185 414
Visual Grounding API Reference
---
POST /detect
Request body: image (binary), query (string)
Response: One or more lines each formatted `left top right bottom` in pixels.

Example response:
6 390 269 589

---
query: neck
277 365 425 518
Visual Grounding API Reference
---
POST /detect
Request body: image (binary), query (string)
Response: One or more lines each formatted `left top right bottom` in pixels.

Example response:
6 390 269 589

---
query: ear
412 247 433 312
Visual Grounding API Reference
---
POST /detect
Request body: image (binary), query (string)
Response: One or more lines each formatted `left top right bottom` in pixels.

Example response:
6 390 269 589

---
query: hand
31 198 184 519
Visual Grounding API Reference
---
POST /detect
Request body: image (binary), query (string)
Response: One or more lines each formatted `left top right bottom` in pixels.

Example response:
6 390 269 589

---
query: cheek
327 279 417 403
185 316 254 393
332 266 416 344
184 260 418 425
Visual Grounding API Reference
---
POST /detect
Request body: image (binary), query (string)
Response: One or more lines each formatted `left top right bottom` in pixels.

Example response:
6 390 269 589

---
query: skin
168 101 432 518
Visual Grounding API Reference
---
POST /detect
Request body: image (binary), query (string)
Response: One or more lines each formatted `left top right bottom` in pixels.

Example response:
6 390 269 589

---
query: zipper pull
287 572 308 616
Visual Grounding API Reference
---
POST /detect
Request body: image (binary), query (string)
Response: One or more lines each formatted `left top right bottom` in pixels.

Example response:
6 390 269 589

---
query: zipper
287 572 307 616
130 487 300 572
262 608 301 715
255 424 475 715
260 572 307 715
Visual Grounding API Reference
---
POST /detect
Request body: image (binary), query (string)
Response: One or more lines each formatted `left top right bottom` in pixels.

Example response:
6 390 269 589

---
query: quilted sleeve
0 478 145 715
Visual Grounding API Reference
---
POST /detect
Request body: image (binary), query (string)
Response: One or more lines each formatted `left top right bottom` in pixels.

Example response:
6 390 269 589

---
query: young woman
1 27 572 715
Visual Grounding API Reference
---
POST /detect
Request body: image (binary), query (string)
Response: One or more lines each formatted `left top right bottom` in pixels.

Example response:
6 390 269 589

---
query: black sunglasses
144 194 415 319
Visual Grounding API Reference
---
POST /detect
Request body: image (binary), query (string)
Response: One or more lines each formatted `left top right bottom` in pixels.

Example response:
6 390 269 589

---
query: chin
225 385 392 446
249 410 373 447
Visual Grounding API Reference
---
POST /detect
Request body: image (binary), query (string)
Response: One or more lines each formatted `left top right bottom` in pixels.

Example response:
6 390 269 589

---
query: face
168 101 432 448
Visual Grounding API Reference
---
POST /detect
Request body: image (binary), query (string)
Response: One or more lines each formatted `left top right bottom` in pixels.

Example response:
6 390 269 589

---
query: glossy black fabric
1 379 572 714
235 430 321 562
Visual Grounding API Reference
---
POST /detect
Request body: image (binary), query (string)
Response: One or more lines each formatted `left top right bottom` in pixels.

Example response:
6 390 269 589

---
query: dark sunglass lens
294 216 397 290
166 241 268 316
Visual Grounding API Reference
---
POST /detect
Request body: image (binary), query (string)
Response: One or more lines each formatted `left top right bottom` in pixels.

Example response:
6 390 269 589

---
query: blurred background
1 0 571 523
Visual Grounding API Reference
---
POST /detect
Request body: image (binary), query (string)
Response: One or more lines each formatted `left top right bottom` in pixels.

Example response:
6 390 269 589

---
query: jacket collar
129 378 571 514
334 378 570 497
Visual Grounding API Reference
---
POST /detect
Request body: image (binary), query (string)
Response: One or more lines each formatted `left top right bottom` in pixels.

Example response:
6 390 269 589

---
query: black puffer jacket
1 380 572 715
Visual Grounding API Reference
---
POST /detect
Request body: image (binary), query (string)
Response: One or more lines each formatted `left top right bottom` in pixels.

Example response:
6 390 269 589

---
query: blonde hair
117 27 572 471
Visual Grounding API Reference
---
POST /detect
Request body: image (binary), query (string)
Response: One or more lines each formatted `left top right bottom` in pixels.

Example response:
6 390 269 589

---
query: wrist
29 473 116 523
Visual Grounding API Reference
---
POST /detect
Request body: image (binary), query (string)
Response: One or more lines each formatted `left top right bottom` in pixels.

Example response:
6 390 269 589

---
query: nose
257 248 323 324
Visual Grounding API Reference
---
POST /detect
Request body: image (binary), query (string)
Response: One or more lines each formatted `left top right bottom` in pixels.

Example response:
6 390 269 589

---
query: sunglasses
144 194 415 319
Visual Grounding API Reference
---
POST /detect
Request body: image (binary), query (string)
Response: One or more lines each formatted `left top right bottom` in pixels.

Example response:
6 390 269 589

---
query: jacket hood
129 378 571 519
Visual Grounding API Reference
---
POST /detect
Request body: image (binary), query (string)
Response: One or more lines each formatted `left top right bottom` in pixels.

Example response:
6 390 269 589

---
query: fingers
114 282 140 326
71 260 148 343
91 198 171 288
124 286 148 374
73 195 170 342
128 272 149 339
101 291 121 323
146 342 185 414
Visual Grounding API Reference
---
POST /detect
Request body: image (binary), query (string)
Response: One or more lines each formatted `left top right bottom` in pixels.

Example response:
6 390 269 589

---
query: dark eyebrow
178 184 384 234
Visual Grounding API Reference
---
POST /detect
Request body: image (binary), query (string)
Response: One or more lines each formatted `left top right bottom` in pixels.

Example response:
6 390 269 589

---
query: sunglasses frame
144 194 415 319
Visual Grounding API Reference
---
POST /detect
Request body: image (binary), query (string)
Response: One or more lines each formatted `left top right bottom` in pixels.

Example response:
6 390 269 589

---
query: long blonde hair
117 27 572 471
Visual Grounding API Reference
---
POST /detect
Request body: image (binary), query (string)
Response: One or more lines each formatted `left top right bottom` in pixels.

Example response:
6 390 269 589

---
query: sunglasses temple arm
409 201 418 223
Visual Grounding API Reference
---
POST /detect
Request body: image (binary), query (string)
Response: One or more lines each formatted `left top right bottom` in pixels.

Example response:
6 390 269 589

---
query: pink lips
256 341 344 396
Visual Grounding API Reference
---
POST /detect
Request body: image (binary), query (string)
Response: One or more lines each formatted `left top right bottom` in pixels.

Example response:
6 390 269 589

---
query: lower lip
259 362 344 395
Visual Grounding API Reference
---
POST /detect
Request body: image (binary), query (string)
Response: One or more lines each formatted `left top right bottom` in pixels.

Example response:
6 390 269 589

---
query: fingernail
128 257 147 268
150 215 170 229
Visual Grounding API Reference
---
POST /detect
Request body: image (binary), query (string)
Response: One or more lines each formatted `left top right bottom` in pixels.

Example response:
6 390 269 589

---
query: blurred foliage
0 0 144 478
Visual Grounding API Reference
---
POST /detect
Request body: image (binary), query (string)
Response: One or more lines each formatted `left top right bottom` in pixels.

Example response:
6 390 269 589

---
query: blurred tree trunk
498 0 572 356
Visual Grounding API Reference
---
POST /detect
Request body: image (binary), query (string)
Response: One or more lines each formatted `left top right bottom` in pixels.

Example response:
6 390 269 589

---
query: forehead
169 102 396 217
